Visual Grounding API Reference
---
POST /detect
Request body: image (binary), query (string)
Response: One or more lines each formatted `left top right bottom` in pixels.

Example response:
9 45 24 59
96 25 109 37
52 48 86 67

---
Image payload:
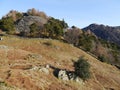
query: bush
74 57 91 80
29 23 39 37
98 55 107 62
78 34 93 51
44 17 68 39
64 27 82 46
0 17 16 34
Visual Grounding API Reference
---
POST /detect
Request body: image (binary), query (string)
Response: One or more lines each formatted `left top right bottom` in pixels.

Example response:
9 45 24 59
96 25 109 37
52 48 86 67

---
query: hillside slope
0 36 120 90
65 27 120 66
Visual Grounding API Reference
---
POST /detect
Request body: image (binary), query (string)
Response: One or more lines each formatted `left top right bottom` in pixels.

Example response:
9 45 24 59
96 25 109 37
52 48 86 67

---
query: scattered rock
30 66 39 71
0 45 8 49
75 77 83 84
57 69 84 84
39 67 49 74
30 65 49 74
46 64 50 69
0 37 3 40
68 72 75 80
58 70 69 81
54 46 60 50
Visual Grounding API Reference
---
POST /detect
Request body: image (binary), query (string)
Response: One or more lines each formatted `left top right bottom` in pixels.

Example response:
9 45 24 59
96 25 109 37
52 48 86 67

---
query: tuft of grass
43 41 53 46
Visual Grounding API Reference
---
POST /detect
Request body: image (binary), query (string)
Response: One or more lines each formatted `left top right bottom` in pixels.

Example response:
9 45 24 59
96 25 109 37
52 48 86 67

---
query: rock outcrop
58 70 69 81
16 16 47 33
58 69 83 83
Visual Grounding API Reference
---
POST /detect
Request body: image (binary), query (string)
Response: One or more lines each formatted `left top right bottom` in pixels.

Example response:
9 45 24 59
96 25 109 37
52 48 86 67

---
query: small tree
74 57 91 81
29 23 39 37
0 17 15 34
64 28 82 46
44 17 67 39
98 55 107 63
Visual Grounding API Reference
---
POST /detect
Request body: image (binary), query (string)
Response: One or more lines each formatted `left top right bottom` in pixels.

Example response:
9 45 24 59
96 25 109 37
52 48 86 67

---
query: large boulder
58 70 69 81
16 16 47 33
57 69 83 84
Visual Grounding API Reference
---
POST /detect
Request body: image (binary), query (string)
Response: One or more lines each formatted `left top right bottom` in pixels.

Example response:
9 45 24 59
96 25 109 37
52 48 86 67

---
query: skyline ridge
1 0 120 28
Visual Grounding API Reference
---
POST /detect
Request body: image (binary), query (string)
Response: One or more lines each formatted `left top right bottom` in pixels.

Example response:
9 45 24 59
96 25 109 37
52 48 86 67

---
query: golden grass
0 35 120 90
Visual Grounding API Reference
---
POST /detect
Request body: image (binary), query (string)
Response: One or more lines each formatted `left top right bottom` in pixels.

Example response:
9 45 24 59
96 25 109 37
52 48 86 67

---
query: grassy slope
0 35 120 90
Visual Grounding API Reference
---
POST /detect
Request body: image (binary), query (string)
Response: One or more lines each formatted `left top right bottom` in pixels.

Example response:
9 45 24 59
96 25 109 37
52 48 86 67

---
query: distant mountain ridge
83 23 120 45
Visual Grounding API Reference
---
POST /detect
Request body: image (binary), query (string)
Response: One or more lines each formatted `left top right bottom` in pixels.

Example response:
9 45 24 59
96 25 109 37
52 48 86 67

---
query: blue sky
1 0 120 28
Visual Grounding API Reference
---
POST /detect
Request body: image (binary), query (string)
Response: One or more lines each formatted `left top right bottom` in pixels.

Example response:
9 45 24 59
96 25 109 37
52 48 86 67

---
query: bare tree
64 27 83 46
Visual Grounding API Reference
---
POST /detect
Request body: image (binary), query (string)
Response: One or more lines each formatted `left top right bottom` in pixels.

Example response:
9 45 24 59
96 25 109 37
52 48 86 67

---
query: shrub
0 17 15 34
78 34 93 51
44 17 68 39
29 23 39 37
64 27 82 46
98 55 107 62
74 57 91 81
27 8 48 19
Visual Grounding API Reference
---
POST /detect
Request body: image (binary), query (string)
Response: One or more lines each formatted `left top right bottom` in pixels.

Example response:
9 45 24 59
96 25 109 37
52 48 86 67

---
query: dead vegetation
0 35 120 90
